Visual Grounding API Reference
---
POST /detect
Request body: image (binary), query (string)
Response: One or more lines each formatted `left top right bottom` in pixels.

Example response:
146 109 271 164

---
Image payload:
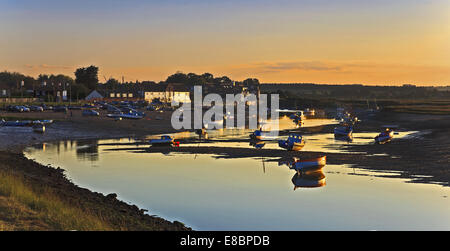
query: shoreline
1 109 450 230
0 110 190 230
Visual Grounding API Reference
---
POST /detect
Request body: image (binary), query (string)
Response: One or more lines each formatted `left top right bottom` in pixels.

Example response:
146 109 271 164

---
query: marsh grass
0 170 112 231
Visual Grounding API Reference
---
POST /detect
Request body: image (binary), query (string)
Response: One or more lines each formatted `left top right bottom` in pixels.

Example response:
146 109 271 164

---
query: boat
1 120 32 126
292 171 326 190
334 125 353 137
82 109 100 116
278 134 305 151
149 135 176 147
375 128 394 144
32 120 53 124
293 117 304 128
292 156 326 172
107 111 144 119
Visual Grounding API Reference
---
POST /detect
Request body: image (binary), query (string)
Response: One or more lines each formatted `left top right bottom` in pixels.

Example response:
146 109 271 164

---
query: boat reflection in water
334 134 353 143
75 139 99 162
292 171 326 190
249 140 266 149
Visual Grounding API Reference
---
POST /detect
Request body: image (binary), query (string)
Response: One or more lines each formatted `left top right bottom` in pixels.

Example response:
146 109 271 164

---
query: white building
144 83 190 104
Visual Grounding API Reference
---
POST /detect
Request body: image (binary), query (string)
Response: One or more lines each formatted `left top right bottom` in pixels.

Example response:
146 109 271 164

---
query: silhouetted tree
75 65 99 90
166 72 188 84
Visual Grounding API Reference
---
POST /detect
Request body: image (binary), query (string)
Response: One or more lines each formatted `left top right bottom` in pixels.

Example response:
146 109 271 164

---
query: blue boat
334 125 353 137
278 134 305 151
1 120 32 127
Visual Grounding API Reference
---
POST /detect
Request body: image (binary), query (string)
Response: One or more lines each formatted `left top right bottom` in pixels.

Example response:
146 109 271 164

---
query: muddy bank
1 109 449 230
103 137 449 186
0 109 179 152
0 150 191 230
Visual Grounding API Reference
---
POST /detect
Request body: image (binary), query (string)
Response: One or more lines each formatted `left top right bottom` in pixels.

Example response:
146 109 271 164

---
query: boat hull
375 135 392 144
375 131 394 144
293 156 326 172
278 140 305 151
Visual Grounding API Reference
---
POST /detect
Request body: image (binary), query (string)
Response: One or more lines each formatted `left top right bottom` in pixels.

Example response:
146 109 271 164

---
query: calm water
24 136 450 230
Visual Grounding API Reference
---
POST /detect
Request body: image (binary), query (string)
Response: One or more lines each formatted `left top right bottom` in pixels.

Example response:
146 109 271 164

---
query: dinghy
149 135 175 147
1 120 32 126
334 125 353 137
375 128 394 144
292 156 326 172
32 120 53 124
278 134 305 151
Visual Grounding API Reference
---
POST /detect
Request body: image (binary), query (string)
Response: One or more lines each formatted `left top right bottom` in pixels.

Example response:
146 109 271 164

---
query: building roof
85 90 104 101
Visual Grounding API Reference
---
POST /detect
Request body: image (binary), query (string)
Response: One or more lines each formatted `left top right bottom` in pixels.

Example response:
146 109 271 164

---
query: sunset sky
1 0 449 85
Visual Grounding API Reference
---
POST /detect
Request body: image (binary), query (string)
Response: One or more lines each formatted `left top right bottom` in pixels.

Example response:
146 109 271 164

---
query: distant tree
105 78 120 89
201 73 214 82
214 76 232 85
75 65 99 90
166 72 188 84
187 73 207 86
71 83 91 100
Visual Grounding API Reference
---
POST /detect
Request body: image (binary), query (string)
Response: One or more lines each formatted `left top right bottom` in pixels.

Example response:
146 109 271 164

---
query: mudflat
0 108 449 230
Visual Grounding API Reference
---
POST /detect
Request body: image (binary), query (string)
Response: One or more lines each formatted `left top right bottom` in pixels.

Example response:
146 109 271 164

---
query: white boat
107 109 144 120
32 120 53 124
149 135 175 147
292 156 327 172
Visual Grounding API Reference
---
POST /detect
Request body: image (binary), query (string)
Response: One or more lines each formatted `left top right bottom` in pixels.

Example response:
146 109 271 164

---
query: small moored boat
149 135 176 147
292 156 326 172
1 120 32 126
375 128 394 144
334 125 353 137
278 134 305 151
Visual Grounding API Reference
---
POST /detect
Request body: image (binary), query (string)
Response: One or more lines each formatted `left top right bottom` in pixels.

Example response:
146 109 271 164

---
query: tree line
1 65 262 99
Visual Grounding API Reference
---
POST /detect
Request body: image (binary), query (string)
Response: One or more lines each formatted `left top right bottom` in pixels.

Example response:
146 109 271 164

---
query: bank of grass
0 151 190 231
0 170 112 230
